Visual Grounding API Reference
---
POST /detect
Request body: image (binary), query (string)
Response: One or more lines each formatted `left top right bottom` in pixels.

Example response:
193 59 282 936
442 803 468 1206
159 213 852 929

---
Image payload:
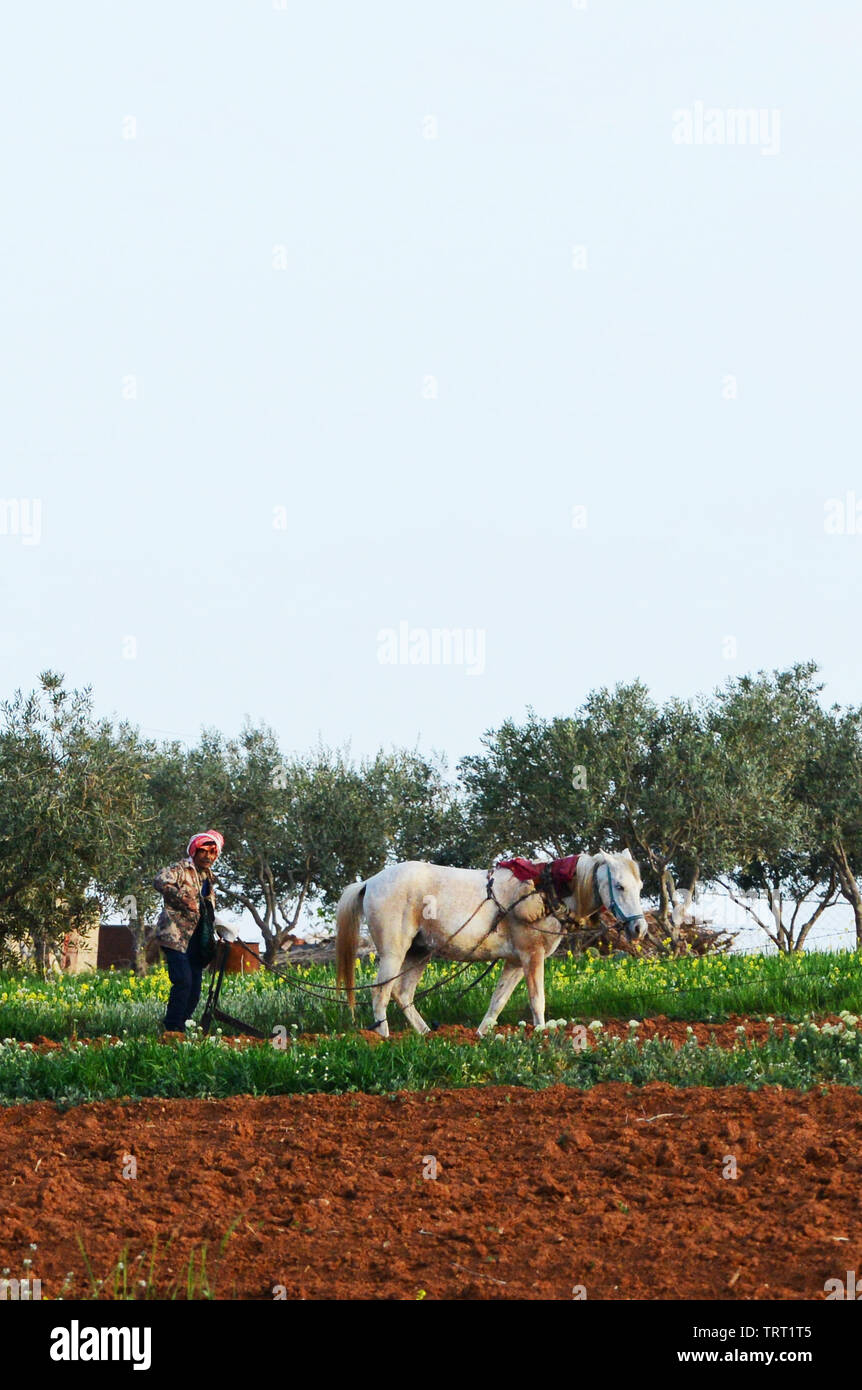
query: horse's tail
335 880 367 1012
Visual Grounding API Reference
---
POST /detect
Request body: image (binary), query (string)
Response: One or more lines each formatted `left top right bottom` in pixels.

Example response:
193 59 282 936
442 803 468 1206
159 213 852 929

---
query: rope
228 883 496 997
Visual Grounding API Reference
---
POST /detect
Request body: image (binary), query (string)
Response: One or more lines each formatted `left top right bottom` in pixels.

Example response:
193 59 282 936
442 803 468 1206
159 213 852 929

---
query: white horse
335 850 648 1037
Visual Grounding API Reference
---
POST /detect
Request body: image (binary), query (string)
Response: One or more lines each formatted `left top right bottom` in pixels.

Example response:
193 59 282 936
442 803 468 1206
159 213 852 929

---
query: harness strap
599 862 643 927
488 864 579 931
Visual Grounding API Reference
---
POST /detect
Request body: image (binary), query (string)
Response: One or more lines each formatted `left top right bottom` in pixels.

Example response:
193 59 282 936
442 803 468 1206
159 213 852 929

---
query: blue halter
596 861 643 929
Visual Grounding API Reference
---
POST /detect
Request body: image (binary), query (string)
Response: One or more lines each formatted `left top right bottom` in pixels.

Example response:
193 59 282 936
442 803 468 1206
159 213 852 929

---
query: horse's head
594 849 648 941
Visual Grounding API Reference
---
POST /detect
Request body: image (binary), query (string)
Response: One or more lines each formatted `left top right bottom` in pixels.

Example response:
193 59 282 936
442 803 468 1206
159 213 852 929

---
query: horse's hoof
429 1021 440 1031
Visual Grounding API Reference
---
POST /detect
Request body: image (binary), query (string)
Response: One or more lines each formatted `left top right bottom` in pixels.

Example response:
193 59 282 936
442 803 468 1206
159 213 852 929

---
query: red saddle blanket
497 855 580 896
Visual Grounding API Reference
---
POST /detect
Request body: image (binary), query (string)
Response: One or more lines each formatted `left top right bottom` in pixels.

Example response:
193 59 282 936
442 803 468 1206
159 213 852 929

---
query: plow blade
201 1004 267 1040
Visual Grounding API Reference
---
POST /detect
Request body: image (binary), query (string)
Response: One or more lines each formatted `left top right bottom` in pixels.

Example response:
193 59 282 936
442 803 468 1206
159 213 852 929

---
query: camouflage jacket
152 858 217 953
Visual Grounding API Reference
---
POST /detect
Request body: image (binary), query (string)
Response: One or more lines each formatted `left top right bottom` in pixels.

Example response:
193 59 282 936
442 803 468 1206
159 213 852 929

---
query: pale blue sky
2 1 860 766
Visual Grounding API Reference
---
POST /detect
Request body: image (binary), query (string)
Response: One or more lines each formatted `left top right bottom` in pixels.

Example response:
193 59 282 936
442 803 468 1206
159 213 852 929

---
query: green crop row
2 1019 862 1106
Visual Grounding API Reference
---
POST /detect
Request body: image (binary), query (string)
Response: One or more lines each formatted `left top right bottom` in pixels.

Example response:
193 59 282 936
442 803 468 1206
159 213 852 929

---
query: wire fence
678 886 859 956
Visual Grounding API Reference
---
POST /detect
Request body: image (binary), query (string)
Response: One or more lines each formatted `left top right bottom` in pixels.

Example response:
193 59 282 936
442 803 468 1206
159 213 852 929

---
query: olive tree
795 703 862 946
461 687 741 933
181 725 386 964
458 707 606 863
0 672 153 970
712 664 839 952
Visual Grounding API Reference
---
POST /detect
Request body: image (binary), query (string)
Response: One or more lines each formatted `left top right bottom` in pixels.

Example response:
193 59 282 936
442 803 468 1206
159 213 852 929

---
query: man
153 830 236 1034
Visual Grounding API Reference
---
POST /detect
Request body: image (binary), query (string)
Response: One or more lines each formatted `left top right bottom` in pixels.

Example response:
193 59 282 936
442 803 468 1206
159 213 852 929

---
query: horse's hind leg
476 960 524 1037
370 951 406 1038
392 947 432 1035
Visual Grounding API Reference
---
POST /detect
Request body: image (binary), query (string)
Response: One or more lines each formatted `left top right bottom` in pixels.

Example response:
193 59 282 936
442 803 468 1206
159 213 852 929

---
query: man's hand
162 887 195 916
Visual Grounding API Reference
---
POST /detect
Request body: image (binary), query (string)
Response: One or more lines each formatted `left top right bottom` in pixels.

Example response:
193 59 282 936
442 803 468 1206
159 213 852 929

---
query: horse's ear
622 848 633 860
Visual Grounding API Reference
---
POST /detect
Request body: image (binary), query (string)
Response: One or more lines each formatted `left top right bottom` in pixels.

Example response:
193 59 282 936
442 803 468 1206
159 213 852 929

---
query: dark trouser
162 925 205 1032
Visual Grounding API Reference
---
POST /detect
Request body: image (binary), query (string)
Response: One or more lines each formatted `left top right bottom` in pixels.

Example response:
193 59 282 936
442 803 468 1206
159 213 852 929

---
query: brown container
221 940 262 974
97 925 135 971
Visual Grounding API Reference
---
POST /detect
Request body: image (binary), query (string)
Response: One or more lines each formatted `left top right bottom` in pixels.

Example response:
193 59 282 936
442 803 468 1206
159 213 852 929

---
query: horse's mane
574 853 602 923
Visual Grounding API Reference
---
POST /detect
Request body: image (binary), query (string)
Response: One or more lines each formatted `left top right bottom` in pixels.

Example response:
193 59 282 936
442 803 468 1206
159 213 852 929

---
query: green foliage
459 708 600 860
795 703 862 939
186 727 467 960
712 665 842 949
712 663 823 872
461 683 751 923
365 747 469 866
0 673 156 967
580 683 740 904
185 726 387 957
461 663 862 947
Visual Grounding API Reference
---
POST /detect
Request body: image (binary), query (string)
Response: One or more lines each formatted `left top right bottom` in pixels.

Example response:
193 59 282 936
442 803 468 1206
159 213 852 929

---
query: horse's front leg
518 945 547 1029
477 960 524 1037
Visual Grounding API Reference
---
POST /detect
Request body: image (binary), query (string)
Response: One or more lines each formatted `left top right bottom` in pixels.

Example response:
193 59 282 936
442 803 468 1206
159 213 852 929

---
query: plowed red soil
3 1082 862 1300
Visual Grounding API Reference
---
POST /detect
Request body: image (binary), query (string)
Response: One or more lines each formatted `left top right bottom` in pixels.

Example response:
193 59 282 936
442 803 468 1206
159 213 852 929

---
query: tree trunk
33 931 49 977
656 873 669 926
719 880 782 952
657 870 679 940
792 871 838 953
764 881 787 951
831 841 862 948
129 907 145 978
